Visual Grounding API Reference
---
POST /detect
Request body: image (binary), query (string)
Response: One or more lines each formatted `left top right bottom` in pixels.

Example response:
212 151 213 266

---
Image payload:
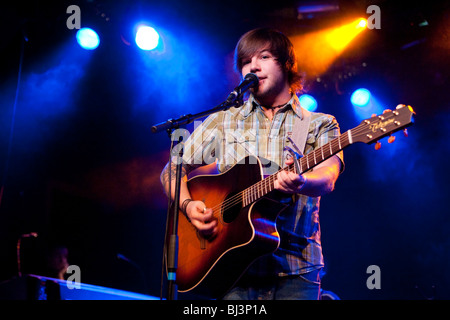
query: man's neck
257 91 292 109
257 91 292 121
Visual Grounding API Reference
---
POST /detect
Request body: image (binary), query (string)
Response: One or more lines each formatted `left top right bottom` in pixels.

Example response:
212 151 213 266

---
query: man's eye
242 60 251 65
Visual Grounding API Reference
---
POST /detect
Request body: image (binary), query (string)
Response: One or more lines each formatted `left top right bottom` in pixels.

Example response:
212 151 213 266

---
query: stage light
298 94 318 112
135 25 160 51
357 18 367 28
291 17 368 76
76 28 100 50
326 18 368 51
351 88 384 120
351 88 371 107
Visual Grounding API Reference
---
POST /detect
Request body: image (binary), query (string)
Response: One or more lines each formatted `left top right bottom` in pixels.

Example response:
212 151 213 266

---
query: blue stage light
351 88 371 107
351 88 384 120
135 25 160 51
76 28 100 50
298 94 318 112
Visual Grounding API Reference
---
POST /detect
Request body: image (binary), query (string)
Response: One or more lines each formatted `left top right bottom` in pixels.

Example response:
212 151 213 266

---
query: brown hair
234 28 303 93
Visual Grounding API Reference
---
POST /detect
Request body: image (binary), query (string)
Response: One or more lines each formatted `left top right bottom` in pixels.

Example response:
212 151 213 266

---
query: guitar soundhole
221 192 242 224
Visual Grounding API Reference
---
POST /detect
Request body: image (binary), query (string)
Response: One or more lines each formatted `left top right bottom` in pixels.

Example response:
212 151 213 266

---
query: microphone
225 73 259 104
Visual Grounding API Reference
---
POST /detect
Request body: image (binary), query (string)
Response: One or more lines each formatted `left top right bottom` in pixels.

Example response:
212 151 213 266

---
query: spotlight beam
292 18 367 77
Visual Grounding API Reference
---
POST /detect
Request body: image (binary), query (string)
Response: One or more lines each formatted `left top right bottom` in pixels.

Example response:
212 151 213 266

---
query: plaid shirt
176 94 344 277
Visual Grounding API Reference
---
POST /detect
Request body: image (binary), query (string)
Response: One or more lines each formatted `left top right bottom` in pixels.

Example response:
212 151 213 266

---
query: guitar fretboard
242 130 352 206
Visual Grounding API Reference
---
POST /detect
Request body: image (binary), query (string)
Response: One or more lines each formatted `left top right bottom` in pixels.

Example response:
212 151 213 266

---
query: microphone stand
152 97 241 300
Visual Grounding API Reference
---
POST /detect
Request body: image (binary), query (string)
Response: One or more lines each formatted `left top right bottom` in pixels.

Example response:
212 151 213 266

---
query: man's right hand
185 200 218 237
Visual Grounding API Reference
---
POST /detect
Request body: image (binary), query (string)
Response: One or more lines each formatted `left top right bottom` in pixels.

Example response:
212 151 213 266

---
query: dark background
0 0 449 300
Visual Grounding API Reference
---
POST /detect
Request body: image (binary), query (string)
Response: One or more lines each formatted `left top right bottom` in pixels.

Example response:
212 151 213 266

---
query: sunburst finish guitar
168 105 415 298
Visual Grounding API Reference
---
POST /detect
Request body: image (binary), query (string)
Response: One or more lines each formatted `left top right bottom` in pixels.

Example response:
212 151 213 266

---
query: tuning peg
403 128 409 137
397 104 416 114
388 135 396 144
375 141 381 150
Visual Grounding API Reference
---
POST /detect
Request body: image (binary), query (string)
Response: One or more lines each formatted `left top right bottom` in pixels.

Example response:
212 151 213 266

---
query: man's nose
249 58 260 73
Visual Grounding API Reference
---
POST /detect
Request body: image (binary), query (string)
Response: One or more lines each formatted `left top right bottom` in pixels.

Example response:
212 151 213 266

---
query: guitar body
174 156 289 298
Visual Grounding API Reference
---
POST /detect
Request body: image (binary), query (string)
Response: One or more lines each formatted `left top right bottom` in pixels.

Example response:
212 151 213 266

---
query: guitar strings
207 131 355 216
207 166 285 218
207 132 352 218
204 119 392 219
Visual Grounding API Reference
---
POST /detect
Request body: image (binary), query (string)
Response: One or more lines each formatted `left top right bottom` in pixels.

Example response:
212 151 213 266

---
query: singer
160 28 344 300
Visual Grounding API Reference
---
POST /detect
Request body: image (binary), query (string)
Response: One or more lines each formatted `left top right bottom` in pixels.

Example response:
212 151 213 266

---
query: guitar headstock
351 105 415 144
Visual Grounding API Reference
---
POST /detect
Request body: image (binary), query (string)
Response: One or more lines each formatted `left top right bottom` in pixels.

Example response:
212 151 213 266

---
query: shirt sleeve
309 113 345 173
159 112 222 191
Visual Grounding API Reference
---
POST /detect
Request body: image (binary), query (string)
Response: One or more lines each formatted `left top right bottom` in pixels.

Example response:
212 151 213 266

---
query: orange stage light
291 18 368 77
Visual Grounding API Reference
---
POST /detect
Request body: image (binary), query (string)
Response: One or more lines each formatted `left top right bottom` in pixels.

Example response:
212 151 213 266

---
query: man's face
241 48 289 103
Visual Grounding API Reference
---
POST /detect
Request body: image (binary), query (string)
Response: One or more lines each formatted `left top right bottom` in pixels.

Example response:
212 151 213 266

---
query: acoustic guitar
168 105 415 298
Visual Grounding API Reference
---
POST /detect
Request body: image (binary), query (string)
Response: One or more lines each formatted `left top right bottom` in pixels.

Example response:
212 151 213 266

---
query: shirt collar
238 94 305 119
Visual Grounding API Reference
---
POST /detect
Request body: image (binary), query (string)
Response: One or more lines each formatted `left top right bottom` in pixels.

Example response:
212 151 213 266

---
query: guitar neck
296 129 352 175
242 130 352 206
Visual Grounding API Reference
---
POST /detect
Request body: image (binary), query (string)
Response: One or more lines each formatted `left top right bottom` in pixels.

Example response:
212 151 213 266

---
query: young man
160 28 344 300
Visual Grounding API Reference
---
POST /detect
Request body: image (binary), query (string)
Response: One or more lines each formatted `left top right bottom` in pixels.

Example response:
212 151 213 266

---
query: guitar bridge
197 232 206 250
200 237 206 250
